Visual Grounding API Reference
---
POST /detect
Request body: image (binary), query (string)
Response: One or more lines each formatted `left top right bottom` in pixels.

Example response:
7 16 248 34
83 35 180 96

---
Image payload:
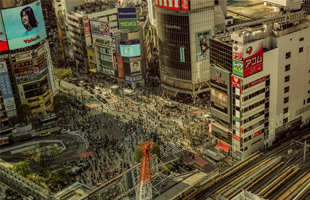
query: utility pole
291 140 310 163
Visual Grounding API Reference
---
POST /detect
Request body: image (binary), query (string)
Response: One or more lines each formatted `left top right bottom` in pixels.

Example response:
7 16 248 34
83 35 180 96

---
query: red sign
155 0 180 10
243 41 263 77
83 15 90 35
231 75 240 88
253 130 262 138
233 134 240 141
249 76 266 88
181 0 189 11
117 54 124 78
209 123 212 133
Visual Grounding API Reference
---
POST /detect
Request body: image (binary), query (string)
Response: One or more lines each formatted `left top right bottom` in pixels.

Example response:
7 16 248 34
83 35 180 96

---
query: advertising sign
1 0 47 50
15 60 33 68
181 0 190 11
118 8 138 30
195 30 211 61
117 54 124 78
0 61 17 115
120 40 141 57
125 75 142 82
233 60 243 77
15 65 48 80
180 47 185 63
0 16 9 51
211 88 228 107
248 76 266 88
231 75 241 88
252 130 263 138
155 0 180 10
90 20 110 36
82 15 90 35
87 48 96 73
130 61 141 74
243 41 263 77
233 134 240 141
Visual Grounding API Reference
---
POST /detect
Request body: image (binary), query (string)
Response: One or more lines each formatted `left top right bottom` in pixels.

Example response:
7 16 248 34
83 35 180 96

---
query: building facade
155 0 226 98
0 0 57 136
210 11 310 160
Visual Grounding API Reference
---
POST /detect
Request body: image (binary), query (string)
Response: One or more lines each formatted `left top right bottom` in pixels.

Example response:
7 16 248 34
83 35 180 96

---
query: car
20 135 32 142
105 96 111 99
61 129 70 134
39 131 51 137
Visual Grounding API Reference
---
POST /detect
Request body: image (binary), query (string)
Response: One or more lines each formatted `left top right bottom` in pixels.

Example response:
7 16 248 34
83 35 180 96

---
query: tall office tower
210 11 310 160
0 0 57 136
155 0 225 99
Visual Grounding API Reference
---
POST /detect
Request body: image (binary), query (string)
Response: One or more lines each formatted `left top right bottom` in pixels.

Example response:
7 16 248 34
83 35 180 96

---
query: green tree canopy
12 161 32 177
22 144 62 170
53 94 71 119
17 104 33 124
134 141 161 163
54 68 73 81
162 164 175 175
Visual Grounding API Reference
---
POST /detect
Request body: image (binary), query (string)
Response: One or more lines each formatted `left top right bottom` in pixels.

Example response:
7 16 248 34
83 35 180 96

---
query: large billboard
90 20 110 36
243 40 263 77
130 61 141 74
120 40 141 57
232 41 263 78
0 16 9 51
195 30 211 61
118 8 138 30
1 0 47 50
0 61 17 117
155 0 180 10
211 88 228 108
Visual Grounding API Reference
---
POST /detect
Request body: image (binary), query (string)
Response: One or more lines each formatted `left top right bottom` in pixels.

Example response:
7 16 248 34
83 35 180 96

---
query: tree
54 68 73 82
17 104 33 124
22 144 62 170
12 161 32 177
162 164 175 175
134 141 161 163
53 94 71 119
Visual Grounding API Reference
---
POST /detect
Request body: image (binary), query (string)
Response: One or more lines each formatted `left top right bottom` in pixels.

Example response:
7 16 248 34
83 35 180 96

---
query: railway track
191 126 310 200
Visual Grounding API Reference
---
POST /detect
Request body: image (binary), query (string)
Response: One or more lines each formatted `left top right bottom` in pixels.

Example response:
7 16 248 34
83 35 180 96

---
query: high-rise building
0 0 57 135
155 0 225 99
304 0 310 14
210 11 310 160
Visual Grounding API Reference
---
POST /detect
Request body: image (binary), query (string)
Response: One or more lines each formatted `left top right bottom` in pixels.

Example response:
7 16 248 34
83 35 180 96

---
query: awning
216 140 230 152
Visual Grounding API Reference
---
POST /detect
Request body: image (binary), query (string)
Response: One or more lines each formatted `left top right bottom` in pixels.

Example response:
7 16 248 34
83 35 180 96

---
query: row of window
243 87 268 101
243 99 268 113
285 46 303 59
243 119 266 134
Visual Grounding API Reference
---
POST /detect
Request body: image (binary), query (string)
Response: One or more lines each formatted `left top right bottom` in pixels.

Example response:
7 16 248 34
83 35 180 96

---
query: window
286 52 291 59
300 37 304 41
283 107 288 114
308 97 310 104
299 47 303 53
284 86 290 93
283 118 288 123
285 64 290 71
285 75 290 82
284 97 289 104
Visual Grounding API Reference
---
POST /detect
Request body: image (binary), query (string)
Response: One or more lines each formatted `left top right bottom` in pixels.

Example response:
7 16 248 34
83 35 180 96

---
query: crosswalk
89 104 115 115
160 141 184 158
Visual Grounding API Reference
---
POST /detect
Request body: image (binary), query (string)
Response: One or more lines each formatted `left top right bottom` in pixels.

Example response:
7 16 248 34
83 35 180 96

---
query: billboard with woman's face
0 16 9 51
1 0 46 50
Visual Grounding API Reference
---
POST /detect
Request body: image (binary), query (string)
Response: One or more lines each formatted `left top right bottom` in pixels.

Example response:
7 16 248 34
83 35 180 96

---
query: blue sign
0 62 14 99
180 47 185 63
118 8 137 19
1 0 47 50
120 40 141 57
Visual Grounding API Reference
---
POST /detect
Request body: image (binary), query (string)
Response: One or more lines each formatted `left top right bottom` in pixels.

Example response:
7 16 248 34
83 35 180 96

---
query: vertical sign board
117 54 124 78
83 15 90 35
0 61 17 117
118 8 138 30
181 0 190 11
44 42 57 95
232 43 244 77
195 31 211 61
243 40 263 77
0 15 9 51
180 47 185 63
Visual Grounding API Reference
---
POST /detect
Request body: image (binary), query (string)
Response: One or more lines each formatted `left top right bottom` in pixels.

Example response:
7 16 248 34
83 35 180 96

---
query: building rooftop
53 182 93 200
227 0 277 20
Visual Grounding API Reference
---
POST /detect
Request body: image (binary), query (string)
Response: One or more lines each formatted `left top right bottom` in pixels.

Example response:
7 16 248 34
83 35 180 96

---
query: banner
130 61 141 74
243 41 263 77
0 16 9 51
90 20 110 36
0 61 17 116
181 0 190 11
1 0 47 50
118 8 137 30
155 0 180 10
195 31 211 61
120 40 141 57
82 15 90 35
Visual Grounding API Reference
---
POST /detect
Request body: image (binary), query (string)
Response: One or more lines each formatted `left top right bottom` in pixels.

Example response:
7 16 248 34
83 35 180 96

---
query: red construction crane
137 141 154 200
